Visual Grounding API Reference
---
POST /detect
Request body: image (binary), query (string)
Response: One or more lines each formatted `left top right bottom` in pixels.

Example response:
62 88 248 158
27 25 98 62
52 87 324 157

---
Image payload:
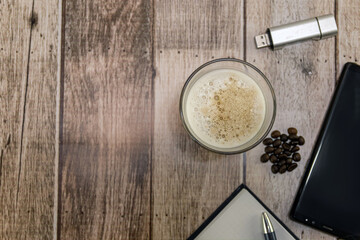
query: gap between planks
54 0 66 239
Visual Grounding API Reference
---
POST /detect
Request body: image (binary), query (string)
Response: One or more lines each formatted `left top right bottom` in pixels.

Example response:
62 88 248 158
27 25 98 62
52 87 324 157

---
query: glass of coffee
180 58 276 154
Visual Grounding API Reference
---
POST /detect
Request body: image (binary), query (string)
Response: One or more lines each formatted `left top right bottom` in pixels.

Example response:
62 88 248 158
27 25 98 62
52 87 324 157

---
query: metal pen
262 212 277 240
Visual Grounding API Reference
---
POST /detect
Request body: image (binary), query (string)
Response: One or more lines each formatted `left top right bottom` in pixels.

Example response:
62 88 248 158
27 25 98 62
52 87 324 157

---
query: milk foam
186 69 266 148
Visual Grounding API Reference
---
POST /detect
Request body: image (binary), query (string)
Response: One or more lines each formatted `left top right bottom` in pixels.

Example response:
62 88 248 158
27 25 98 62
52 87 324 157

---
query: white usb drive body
255 14 338 50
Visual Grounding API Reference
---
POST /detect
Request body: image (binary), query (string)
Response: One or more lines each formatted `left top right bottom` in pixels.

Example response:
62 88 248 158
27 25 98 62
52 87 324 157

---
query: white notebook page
195 188 296 240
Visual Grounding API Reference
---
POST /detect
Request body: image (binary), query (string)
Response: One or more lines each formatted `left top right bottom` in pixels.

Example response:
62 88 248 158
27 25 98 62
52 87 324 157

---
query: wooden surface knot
29 12 38 26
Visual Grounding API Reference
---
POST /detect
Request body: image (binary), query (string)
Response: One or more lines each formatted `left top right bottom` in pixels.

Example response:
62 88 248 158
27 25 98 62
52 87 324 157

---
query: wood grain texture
0 0 358 239
60 1 152 239
153 1 244 239
245 1 336 239
337 0 360 76
0 0 59 239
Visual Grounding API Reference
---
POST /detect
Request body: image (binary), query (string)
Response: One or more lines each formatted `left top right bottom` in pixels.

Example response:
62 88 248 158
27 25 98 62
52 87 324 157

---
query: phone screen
292 63 360 237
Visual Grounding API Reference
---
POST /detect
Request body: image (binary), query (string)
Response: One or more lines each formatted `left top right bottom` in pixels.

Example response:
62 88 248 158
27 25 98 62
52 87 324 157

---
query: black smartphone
290 63 360 239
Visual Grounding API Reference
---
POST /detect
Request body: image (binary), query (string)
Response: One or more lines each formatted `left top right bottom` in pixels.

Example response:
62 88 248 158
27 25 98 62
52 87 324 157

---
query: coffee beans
271 130 281 138
288 127 298 135
298 136 305 145
270 155 278 163
287 163 298 171
260 128 305 174
265 146 275 153
274 148 282 155
261 154 270 162
290 146 300 152
282 143 291 151
263 138 273 145
280 134 288 141
273 139 282 147
284 150 291 156
289 134 299 141
271 165 279 174
293 153 301 162
279 165 287 174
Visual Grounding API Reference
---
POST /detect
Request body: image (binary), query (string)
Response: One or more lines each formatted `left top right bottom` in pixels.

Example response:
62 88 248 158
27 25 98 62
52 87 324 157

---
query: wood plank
245 1 336 239
153 1 244 239
337 0 360 76
0 0 59 239
60 1 152 239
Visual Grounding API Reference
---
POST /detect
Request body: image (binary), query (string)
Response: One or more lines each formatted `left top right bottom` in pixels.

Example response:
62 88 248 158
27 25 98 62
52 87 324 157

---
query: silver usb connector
254 34 271 48
255 14 338 50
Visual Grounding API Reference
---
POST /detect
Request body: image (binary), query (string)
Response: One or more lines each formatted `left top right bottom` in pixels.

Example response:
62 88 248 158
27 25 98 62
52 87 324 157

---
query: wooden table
1 0 359 239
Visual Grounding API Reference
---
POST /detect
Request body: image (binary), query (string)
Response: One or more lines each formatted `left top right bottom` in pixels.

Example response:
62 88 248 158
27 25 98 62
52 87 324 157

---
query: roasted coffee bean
260 153 270 162
270 155 278 163
282 143 291 151
298 136 305 145
287 163 298 172
289 134 299 141
271 165 279 174
274 148 282 155
284 150 291 156
279 165 287 174
263 138 273 145
293 153 301 162
280 134 288 142
291 146 300 152
262 129 303 174
288 127 298 135
273 139 282 147
271 130 281 138
265 146 275 153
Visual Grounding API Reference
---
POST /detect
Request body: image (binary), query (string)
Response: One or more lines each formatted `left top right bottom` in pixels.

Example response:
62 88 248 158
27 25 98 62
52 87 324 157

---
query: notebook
188 184 299 240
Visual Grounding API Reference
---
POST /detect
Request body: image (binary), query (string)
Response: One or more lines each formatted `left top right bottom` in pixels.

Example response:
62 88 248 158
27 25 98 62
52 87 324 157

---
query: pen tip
262 212 268 233
262 212 274 233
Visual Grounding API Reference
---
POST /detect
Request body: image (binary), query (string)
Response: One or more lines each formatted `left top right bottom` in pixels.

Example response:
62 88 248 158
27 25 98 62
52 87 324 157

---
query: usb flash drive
255 14 337 50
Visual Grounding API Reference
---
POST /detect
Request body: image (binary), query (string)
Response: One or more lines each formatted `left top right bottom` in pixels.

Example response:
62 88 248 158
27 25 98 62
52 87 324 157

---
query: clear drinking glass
179 58 276 154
